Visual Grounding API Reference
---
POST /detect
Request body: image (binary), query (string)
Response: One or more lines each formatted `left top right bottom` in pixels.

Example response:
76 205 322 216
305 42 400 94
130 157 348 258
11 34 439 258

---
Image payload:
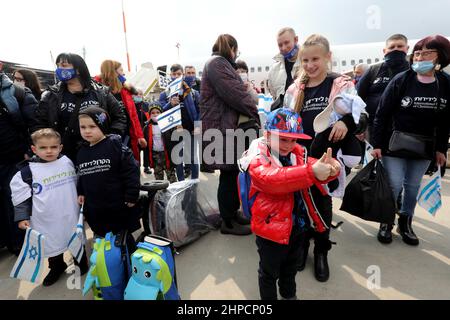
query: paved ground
1 168 449 300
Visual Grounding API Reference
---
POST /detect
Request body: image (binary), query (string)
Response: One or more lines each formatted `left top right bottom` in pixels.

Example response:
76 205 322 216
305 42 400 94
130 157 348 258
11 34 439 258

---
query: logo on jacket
401 96 413 108
96 112 107 125
32 183 43 195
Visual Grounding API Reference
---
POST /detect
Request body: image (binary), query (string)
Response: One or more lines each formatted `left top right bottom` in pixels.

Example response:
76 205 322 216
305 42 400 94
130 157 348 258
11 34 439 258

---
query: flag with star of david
10 228 45 283
68 208 85 263
156 104 182 133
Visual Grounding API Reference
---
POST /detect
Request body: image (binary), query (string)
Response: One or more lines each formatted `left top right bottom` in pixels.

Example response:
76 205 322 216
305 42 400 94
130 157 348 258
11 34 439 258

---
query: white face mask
151 116 158 122
14 80 25 87
240 73 248 82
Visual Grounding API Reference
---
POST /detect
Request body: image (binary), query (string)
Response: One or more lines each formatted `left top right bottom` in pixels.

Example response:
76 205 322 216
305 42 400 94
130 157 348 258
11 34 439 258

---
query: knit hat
79 106 110 134
148 103 163 113
265 108 311 140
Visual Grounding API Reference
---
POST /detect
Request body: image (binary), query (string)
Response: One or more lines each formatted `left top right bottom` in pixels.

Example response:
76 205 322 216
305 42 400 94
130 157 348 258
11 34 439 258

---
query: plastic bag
148 180 220 248
340 159 396 224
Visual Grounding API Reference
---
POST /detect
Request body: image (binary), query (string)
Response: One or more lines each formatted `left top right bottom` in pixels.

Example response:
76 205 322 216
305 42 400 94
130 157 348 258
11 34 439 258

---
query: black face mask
384 50 407 67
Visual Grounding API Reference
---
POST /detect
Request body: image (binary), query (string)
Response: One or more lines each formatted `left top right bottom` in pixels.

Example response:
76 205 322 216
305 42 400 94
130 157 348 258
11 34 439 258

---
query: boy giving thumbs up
239 108 340 300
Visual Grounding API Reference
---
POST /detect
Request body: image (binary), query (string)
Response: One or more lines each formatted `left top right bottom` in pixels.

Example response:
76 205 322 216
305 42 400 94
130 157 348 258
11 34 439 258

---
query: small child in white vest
9 128 88 286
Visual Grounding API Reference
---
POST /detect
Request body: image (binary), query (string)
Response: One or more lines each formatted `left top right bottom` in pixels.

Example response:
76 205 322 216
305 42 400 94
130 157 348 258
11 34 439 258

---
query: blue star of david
168 116 175 123
29 246 38 260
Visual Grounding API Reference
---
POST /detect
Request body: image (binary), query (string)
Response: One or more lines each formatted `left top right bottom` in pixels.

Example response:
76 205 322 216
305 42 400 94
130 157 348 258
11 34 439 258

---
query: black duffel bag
340 159 396 224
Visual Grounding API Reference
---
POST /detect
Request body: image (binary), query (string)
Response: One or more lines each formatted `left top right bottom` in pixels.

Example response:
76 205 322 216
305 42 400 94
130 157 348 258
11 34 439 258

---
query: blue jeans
382 156 431 217
175 133 199 181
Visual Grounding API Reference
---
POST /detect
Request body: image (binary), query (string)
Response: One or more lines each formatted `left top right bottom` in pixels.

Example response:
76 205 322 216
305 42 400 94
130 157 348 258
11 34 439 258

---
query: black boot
397 215 419 246
220 220 252 236
233 211 251 225
377 223 393 244
297 239 310 272
43 254 67 287
314 251 329 282
313 239 332 282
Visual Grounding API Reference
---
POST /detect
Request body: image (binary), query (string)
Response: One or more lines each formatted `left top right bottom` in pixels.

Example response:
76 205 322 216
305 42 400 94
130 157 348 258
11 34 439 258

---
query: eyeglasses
413 50 437 58
13 76 25 82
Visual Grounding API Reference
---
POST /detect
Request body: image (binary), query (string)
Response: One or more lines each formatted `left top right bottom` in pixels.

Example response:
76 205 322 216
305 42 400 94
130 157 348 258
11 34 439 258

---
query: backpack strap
17 161 33 193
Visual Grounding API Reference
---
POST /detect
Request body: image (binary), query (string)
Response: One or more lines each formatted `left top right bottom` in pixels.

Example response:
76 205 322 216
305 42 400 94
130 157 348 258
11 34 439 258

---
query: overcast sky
2 0 449 73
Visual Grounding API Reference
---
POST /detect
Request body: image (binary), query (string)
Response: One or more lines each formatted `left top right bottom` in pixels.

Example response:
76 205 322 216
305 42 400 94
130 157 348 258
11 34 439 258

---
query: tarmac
0 168 449 300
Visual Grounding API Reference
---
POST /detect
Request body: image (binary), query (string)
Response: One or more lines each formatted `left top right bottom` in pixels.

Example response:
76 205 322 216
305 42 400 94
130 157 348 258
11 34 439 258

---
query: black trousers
0 163 25 251
48 250 88 270
217 169 240 223
306 188 333 254
256 227 304 300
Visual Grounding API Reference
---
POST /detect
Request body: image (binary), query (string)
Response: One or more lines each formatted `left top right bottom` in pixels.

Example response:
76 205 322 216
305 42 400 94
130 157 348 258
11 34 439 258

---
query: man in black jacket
357 34 410 144
0 64 38 255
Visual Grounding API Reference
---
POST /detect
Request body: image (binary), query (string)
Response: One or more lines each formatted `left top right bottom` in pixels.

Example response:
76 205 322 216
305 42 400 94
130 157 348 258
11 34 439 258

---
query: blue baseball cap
265 108 311 140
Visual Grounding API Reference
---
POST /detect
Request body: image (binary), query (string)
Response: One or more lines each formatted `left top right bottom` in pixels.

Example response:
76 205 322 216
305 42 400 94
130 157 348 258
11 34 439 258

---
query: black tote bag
340 159 396 224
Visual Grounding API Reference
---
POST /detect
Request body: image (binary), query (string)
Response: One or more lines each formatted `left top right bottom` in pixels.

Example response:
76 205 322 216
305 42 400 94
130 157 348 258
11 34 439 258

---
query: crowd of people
0 27 449 300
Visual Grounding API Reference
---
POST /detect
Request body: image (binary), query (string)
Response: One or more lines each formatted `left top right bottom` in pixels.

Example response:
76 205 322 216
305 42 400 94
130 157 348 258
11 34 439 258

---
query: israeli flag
156 105 182 133
257 94 273 115
68 209 85 263
10 228 45 283
417 168 442 216
363 141 374 166
167 77 183 98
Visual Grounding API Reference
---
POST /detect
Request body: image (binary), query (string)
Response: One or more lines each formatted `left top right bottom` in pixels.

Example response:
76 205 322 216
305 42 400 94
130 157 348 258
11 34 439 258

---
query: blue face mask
55 68 77 82
118 74 127 84
411 61 435 74
133 96 143 103
354 75 362 82
184 76 196 87
282 44 299 60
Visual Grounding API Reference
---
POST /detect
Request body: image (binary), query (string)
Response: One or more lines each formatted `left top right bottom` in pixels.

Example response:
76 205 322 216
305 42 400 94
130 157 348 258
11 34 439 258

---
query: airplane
187 37 450 92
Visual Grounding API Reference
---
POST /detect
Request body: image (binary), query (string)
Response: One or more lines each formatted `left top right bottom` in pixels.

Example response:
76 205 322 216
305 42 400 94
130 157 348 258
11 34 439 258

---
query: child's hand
329 158 341 177
329 121 348 143
125 202 136 208
78 196 85 205
323 147 341 176
312 148 333 181
18 220 30 230
138 138 147 149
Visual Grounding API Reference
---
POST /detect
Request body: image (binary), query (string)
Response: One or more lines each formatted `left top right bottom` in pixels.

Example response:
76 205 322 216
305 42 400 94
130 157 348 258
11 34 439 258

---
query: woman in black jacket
34 53 127 161
372 35 450 246
200 34 260 236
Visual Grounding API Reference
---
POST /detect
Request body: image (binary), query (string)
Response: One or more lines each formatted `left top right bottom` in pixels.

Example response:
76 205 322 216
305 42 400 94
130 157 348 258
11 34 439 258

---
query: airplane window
342 60 347 67
265 66 270 72
367 58 372 64
332 61 338 67
258 66 262 72
351 60 355 66
375 58 380 63
250 67 255 73
359 59 363 63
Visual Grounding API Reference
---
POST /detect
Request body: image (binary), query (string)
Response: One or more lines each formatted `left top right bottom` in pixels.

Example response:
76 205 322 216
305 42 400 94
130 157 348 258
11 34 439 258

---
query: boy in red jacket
239 108 340 300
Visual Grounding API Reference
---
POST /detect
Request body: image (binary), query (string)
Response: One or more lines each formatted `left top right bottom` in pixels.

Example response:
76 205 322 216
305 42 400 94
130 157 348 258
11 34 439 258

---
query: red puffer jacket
120 88 145 161
247 140 339 245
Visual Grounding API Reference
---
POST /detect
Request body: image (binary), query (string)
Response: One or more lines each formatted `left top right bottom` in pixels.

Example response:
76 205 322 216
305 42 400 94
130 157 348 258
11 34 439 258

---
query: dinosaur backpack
124 235 180 300
82 231 131 300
